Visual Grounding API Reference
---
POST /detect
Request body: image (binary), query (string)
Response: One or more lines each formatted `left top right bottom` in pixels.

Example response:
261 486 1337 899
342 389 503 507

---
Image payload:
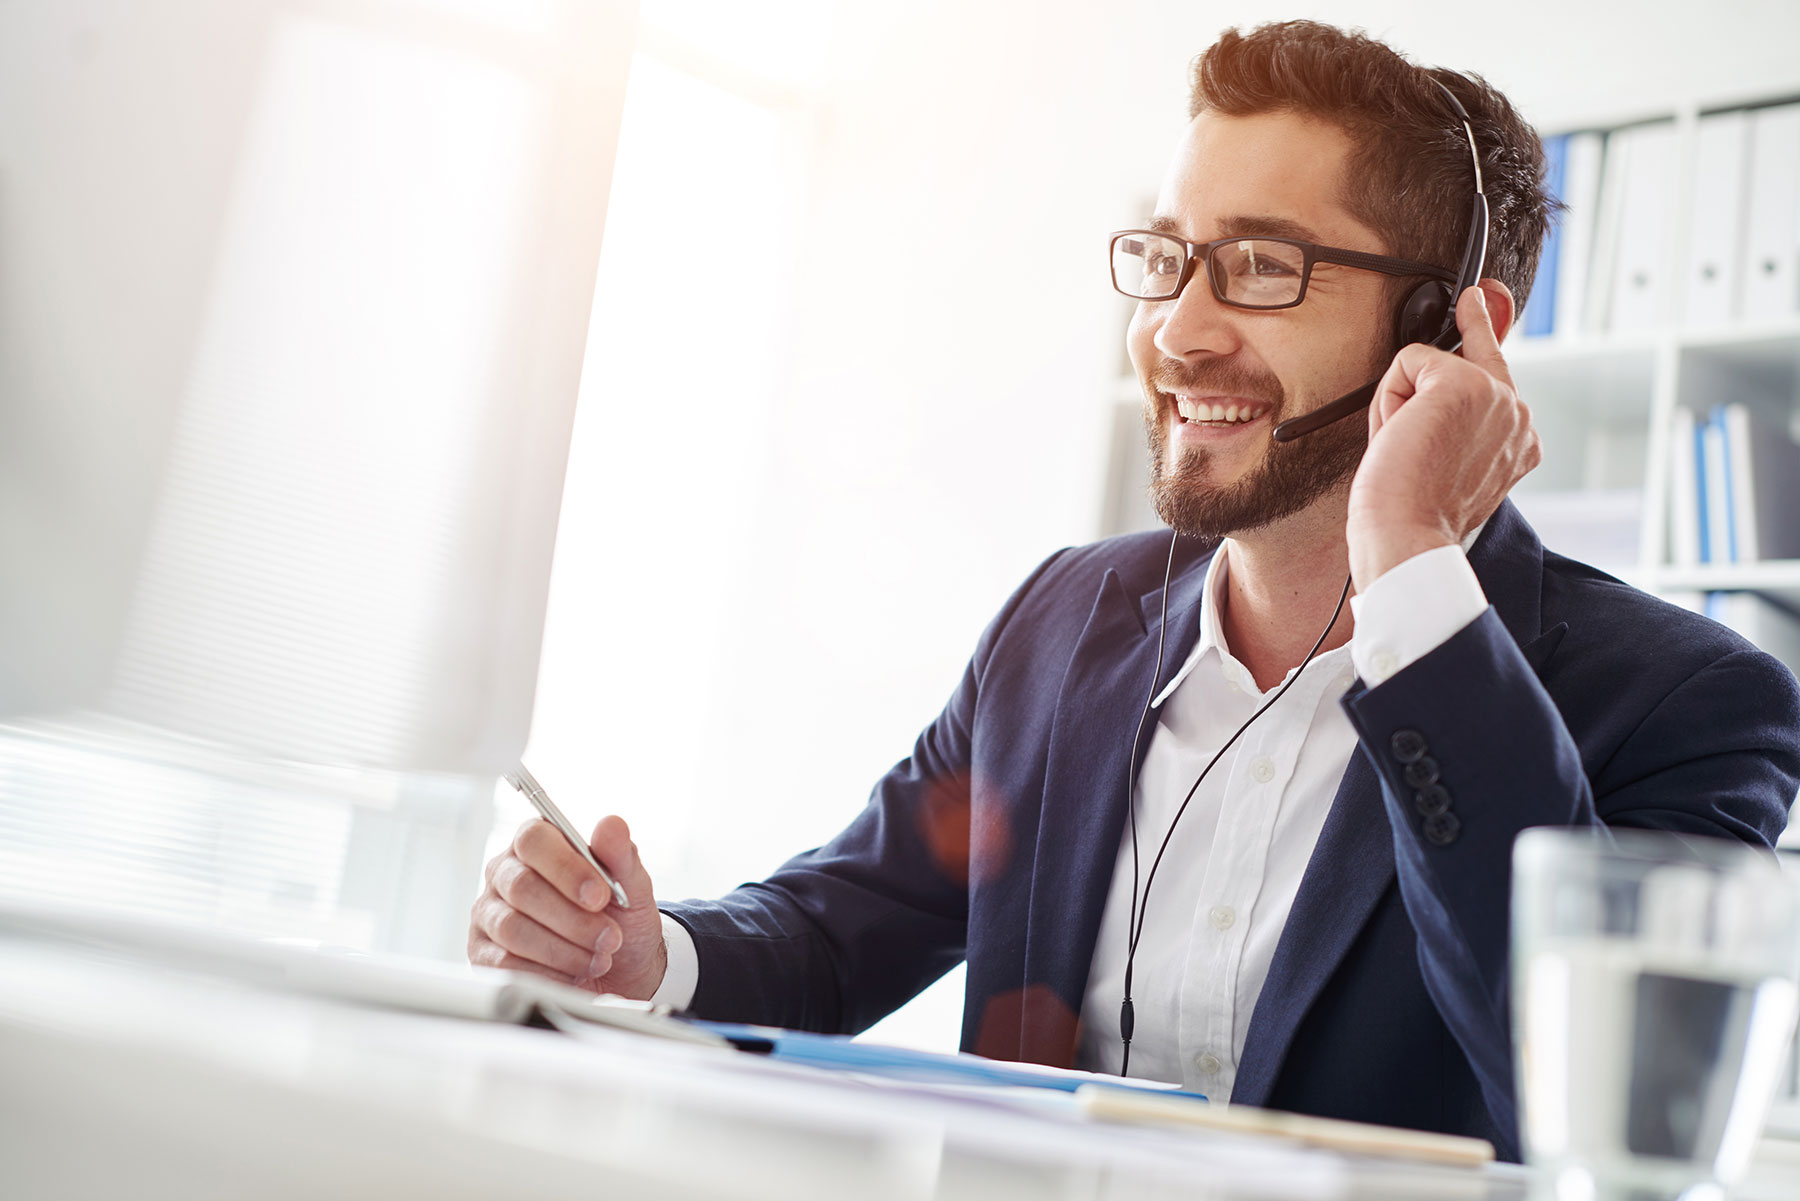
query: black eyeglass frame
1107 230 1458 309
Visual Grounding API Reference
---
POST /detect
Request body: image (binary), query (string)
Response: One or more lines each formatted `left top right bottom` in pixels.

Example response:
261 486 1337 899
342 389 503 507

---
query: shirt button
1209 905 1236 930
1372 650 1399 679
1195 1052 1222 1075
1250 756 1275 784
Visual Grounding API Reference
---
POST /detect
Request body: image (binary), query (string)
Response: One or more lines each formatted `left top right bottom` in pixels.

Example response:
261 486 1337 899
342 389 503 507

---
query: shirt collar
1149 541 1233 709
1148 518 1488 710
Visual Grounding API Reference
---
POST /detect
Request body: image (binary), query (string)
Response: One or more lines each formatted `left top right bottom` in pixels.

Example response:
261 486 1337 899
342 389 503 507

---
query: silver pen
505 764 631 909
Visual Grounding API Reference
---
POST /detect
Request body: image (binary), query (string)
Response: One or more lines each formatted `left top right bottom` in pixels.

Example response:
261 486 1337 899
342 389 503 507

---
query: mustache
1148 358 1284 408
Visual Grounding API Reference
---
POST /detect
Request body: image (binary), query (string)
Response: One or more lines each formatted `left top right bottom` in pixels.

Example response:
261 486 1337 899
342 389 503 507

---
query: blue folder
691 1020 1209 1102
1524 133 1569 338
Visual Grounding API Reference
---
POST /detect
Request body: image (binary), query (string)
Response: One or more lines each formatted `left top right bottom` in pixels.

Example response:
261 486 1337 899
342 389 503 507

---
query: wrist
1349 520 1456 593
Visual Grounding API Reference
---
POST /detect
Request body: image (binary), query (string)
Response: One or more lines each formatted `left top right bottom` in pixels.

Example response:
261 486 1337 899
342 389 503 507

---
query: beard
1142 356 1372 542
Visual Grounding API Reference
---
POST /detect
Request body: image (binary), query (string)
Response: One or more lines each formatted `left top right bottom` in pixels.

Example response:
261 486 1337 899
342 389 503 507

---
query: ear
1477 278 1515 343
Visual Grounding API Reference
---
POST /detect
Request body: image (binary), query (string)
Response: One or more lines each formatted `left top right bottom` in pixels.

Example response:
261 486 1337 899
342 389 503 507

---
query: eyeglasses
1108 230 1456 309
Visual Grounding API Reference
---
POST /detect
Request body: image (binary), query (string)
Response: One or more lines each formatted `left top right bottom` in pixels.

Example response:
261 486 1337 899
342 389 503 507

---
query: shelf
1652 560 1800 609
1679 333 1800 418
1509 340 1656 425
1508 332 1659 364
1679 320 1800 354
1510 322 1800 375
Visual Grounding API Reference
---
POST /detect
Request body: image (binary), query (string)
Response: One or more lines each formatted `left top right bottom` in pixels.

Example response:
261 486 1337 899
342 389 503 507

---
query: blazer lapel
1006 544 1213 1066
1233 499 1565 1103
1232 748 1392 1105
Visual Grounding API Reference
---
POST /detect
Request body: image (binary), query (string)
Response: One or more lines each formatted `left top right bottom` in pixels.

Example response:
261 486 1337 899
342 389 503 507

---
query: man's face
1128 111 1395 541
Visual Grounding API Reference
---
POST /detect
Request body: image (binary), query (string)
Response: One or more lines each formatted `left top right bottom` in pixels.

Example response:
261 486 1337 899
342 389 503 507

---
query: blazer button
1390 728 1429 764
1403 755 1441 789
1423 811 1462 846
1413 783 1452 817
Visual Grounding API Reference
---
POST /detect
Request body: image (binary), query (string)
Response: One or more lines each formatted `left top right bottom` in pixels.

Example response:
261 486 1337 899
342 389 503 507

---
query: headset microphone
1269 79 1489 445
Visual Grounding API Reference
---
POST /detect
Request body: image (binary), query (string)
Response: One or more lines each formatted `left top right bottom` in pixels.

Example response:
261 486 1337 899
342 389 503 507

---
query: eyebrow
1145 213 1325 244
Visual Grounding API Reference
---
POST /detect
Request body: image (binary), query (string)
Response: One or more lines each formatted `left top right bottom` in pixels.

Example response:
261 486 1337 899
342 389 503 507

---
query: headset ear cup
1396 281 1453 346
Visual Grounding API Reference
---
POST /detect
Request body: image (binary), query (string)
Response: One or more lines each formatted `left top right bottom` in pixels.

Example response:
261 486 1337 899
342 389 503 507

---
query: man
468 22 1800 1158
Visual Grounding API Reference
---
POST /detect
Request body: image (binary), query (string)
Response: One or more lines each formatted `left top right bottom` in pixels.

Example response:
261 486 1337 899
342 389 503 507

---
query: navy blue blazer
662 500 1800 1159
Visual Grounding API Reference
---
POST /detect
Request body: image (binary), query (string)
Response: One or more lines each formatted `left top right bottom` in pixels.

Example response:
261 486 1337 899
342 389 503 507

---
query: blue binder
693 1020 1209 1102
1524 134 1569 338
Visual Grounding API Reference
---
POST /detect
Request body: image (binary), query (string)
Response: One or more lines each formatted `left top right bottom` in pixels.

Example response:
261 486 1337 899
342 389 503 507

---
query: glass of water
1513 827 1800 1200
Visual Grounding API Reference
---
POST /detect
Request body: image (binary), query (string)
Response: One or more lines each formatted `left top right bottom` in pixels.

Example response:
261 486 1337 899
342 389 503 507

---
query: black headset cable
1119 546 1352 1077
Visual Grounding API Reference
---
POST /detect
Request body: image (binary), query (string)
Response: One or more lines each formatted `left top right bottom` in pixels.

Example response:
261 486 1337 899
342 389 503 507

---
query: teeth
1174 397 1260 424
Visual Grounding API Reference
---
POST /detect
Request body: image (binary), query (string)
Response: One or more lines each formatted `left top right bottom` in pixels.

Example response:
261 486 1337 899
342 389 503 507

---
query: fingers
1374 286 1512 424
1454 285 1514 390
1369 343 1427 431
466 933 579 987
471 890 626 981
490 856 622 953
587 815 644 903
514 818 612 912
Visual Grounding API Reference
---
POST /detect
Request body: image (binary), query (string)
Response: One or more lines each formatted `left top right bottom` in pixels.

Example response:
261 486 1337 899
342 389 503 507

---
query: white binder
1584 129 1630 333
1607 122 1679 332
1683 110 1750 328
1721 403 1800 561
1668 406 1700 568
1741 103 1800 323
1554 131 1606 339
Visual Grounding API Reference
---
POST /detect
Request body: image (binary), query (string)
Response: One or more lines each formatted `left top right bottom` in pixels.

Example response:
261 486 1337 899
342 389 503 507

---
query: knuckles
490 857 529 906
513 818 563 868
493 906 532 948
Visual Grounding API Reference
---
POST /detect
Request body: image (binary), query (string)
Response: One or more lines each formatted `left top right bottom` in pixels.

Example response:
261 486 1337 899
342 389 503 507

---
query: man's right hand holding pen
468 814 670 998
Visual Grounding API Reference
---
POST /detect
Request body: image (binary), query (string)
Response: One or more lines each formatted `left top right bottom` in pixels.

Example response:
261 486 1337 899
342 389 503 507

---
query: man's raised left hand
1346 283 1541 591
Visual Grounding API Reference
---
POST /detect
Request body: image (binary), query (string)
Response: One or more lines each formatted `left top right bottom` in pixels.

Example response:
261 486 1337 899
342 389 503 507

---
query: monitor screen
0 0 635 774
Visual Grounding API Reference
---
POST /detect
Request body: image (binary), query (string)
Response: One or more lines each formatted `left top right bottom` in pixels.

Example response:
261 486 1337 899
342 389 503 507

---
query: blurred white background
499 0 1800 1049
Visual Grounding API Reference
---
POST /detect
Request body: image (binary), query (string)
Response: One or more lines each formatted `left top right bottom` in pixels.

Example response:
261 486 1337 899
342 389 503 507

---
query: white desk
0 930 1787 1201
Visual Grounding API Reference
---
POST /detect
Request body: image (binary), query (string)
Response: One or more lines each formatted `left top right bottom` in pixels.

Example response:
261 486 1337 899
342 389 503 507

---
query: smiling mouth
1170 394 1271 426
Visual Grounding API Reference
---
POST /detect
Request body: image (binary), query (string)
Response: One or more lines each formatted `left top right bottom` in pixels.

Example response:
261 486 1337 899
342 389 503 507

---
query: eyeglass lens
1112 232 1307 306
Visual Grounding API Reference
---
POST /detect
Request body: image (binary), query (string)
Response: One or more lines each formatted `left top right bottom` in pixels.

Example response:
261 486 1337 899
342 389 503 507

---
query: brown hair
1189 21 1556 318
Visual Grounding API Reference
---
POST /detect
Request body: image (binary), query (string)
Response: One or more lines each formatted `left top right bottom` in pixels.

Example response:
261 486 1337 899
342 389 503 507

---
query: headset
1117 76 1490 1076
1270 79 1490 442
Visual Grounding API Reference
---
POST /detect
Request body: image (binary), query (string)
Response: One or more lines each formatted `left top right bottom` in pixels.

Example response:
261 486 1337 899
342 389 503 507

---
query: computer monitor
0 0 635 774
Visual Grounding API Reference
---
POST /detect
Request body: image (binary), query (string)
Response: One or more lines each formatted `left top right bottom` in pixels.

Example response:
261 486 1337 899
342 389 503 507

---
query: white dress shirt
1073 536 1486 1097
652 538 1492 1075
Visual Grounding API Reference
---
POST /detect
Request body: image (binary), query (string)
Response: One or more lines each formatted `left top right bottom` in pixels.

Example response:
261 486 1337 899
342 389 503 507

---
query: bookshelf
1510 320 1800 588
1508 96 1800 676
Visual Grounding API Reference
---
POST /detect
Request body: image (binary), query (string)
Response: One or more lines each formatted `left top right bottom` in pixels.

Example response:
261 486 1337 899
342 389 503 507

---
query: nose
1149 262 1243 364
